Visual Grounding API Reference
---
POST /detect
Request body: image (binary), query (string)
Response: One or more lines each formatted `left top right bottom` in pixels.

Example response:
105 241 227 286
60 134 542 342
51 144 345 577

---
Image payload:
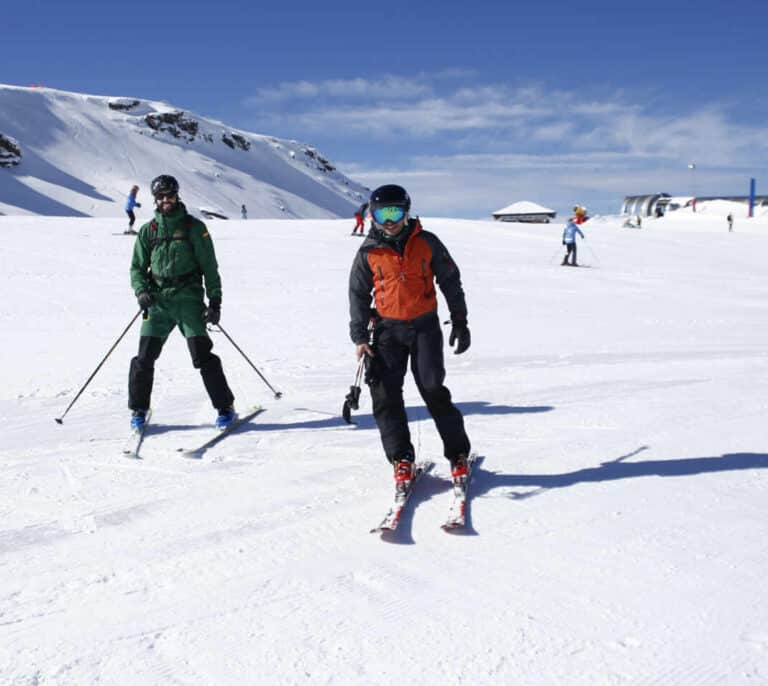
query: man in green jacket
128 174 235 430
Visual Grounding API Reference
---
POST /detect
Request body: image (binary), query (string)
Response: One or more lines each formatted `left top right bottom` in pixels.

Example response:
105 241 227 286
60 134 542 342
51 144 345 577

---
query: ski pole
584 239 601 267
55 309 144 424
549 245 564 264
215 324 283 399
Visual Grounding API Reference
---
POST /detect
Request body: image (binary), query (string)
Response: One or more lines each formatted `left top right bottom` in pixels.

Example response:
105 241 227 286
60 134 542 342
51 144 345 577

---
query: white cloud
244 75 768 164
245 75 434 105
241 73 768 216
344 147 762 218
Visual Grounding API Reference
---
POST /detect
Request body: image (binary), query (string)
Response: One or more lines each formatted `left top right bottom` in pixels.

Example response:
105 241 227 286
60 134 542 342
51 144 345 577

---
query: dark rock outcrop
0 134 21 167
145 111 199 141
200 209 229 220
108 99 141 111
302 147 335 172
221 132 251 151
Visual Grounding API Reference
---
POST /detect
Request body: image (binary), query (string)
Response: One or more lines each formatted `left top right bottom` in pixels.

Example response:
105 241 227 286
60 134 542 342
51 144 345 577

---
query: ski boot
450 454 469 486
130 409 147 431
393 457 415 495
215 406 237 430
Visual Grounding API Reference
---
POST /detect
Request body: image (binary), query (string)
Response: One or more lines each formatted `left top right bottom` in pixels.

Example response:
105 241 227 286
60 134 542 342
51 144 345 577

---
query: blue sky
6 0 768 217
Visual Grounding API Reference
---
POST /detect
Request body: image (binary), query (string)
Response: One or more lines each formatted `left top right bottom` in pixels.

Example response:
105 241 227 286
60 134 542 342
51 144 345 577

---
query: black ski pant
126 209 136 228
367 314 470 465
128 335 235 412
562 243 577 265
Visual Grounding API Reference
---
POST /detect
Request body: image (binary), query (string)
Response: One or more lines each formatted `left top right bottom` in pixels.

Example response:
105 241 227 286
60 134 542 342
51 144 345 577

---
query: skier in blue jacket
125 185 141 234
561 218 585 266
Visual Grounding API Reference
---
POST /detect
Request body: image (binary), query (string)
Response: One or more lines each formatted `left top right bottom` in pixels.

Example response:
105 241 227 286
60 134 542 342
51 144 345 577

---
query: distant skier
241 204 248 220
348 184 471 493
124 185 141 234
127 174 236 431
573 205 589 224
352 202 368 236
562 218 585 266
727 213 733 232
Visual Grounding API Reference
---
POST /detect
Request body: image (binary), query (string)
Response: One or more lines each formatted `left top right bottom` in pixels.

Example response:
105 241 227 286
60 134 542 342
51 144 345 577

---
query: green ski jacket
130 202 223 301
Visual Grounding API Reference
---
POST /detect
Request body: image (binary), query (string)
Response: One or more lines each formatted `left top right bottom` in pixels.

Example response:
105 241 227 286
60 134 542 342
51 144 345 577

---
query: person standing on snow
727 213 733 232
562 217 585 266
348 184 471 493
352 202 368 236
127 174 236 431
241 204 248 220
125 185 141 234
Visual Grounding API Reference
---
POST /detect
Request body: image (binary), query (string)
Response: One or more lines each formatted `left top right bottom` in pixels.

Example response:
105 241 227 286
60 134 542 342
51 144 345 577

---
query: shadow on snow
473 449 768 501
377 450 768 542
244 401 554 433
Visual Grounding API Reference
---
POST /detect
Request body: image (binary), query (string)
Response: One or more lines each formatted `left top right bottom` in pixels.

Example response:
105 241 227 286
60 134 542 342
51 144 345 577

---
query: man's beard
158 200 177 215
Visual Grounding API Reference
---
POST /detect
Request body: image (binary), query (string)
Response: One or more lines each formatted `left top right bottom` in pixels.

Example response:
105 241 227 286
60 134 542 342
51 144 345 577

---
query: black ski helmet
369 184 411 214
150 174 180 197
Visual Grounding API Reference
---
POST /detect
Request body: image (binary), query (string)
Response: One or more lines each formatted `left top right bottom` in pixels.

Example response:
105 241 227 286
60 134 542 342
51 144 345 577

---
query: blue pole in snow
749 178 756 218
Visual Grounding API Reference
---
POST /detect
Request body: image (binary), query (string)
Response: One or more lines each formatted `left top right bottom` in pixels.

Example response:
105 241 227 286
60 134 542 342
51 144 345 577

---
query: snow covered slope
0 84 368 218
2 213 768 684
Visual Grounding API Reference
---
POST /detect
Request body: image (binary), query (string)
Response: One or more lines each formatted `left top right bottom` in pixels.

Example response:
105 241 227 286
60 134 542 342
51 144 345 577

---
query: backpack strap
148 214 194 251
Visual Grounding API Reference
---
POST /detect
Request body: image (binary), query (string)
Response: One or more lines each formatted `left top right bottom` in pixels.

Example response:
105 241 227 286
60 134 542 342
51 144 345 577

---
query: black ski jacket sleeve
420 231 468 322
348 249 374 344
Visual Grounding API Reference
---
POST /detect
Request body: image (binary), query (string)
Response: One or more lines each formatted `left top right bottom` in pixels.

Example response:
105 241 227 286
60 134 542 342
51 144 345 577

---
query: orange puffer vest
366 222 437 320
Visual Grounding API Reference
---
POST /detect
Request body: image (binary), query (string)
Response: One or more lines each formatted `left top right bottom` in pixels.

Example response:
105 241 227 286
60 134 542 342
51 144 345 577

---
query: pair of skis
122 406 265 460
371 453 480 534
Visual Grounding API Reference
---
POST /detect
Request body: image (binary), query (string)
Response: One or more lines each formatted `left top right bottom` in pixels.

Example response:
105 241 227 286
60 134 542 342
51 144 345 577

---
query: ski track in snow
1 214 768 685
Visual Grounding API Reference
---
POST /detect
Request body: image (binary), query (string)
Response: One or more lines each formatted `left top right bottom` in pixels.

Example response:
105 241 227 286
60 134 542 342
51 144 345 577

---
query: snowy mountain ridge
0 84 368 219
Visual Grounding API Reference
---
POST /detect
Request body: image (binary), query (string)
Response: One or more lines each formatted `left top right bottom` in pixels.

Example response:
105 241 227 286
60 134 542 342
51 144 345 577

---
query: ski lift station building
492 201 556 223
622 192 768 217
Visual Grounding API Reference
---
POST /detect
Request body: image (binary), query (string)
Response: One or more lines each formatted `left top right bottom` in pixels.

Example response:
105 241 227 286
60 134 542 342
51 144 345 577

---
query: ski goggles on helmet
372 205 406 225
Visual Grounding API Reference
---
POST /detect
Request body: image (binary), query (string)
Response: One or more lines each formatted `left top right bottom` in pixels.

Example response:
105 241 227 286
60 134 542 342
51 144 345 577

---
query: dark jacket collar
153 201 188 228
364 217 421 254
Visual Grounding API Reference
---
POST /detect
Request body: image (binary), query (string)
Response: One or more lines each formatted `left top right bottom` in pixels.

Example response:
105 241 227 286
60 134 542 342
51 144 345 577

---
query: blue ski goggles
372 205 406 225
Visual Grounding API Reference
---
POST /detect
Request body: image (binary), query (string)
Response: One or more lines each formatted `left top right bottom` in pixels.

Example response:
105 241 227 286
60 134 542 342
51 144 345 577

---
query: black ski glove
136 203 142 208
204 299 221 325
448 316 471 355
137 292 153 311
